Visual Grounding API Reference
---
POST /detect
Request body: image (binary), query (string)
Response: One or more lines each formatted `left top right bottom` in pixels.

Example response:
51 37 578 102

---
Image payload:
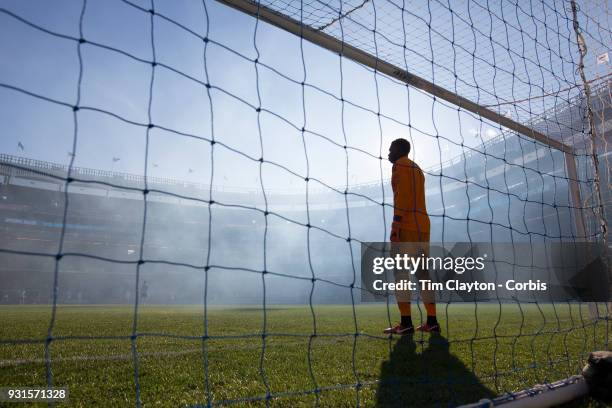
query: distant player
141 280 149 302
383 138 440 334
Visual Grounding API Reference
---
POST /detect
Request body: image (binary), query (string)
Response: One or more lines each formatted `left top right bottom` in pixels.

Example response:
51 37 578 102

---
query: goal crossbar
216 0 574 155
215 0 586 238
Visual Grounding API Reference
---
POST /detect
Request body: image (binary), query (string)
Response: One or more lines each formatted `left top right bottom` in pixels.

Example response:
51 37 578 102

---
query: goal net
0 0 610 406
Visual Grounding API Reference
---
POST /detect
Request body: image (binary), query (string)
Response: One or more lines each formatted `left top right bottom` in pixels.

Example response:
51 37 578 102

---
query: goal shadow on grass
376 334 495 407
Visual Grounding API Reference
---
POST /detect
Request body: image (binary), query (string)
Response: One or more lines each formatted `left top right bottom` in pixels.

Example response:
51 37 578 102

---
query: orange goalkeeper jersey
391 156 430 233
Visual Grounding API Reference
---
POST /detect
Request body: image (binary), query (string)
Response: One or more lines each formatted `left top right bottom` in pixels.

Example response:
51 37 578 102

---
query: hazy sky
0 0 606 191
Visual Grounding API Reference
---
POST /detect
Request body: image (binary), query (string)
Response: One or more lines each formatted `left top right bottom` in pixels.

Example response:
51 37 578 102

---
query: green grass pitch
0 304 608 407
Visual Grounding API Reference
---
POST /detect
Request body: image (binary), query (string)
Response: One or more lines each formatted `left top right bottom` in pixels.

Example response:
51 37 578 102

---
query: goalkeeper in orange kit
383 138 439 335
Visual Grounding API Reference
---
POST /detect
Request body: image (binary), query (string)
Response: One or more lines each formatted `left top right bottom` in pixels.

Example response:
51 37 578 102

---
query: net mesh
0 0 610 406
249 0 600 122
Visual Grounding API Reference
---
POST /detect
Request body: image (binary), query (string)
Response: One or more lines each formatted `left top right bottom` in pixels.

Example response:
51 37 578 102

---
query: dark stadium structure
1 81 610 305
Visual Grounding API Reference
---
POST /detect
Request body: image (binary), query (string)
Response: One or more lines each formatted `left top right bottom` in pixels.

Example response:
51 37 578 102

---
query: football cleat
383 324 415 335
416 323 441 333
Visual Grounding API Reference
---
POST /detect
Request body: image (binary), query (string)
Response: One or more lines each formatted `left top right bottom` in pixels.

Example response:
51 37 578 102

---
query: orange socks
425 302 436 317
398 301 411 316
398 302 436 317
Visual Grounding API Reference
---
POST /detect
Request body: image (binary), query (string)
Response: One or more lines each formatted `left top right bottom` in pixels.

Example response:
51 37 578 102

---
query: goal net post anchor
457 375 589 408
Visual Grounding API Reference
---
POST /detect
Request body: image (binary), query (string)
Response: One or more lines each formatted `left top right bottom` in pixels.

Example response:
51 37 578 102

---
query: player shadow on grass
376 333 496 407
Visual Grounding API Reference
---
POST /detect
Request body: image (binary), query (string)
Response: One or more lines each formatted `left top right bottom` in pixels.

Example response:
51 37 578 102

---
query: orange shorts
390 225 434 303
